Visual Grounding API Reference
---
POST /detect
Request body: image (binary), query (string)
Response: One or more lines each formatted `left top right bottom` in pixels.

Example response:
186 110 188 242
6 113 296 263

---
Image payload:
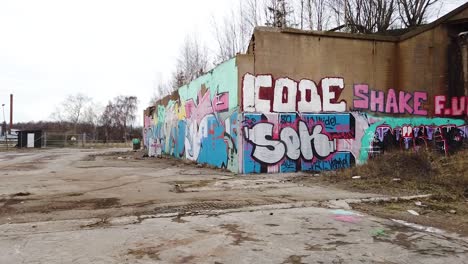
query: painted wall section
143 66 467 174
240 73 467 174
144 59 239 172
241 74 354 174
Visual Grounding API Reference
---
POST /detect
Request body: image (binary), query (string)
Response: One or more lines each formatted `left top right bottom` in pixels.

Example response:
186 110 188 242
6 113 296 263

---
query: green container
132 138 141 150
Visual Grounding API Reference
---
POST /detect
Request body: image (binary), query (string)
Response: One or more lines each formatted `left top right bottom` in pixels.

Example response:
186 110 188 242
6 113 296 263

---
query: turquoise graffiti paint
360 115 466 162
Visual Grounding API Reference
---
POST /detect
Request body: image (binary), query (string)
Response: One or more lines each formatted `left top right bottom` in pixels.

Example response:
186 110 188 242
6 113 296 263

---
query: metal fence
42 132 132 148
0 132 132 150
0 139 17 150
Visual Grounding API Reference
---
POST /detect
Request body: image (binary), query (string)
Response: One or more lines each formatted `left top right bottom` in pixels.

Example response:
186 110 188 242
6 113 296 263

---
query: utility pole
9 94 13 133
2 103 7 150
1 103 5 136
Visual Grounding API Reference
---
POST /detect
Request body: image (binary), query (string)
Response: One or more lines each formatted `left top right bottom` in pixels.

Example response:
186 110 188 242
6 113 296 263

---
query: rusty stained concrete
0 148 467 263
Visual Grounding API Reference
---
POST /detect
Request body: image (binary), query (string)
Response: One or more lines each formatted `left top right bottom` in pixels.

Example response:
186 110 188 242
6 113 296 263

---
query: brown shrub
344 149 468 199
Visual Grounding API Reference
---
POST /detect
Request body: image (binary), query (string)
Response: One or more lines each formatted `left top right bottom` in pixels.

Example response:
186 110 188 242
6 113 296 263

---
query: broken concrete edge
2 194 434 229
322 194 433 210
5 194 466 243
73 194 436 228
391 219 446 235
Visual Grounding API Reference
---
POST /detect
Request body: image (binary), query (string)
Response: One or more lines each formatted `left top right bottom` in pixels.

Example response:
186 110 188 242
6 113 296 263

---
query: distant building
16 130 43 148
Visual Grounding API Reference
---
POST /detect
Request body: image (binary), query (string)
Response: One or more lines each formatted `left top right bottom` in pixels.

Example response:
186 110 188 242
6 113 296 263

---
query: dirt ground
0 148 383 225
0 148 467 263
289 149 468 236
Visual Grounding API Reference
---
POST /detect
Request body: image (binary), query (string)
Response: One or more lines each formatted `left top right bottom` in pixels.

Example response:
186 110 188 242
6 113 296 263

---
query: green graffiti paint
178 58 238 108
359 115 466 162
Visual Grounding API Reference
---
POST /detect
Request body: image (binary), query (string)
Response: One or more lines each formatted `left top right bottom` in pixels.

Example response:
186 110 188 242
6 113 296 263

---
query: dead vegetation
326 149 468 200
309 149 468 235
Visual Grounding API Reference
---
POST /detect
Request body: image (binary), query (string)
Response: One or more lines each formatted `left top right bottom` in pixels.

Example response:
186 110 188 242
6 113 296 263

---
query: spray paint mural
239 73 467 174
241 74 356 174
144 61 467 174
143 59 239 172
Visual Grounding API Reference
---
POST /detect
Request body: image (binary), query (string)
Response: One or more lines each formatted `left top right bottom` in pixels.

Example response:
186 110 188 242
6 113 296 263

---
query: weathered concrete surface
1 149 467 263
1 206 467 264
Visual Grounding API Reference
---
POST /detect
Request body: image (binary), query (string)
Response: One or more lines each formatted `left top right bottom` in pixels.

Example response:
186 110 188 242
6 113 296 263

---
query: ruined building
144 3 468 174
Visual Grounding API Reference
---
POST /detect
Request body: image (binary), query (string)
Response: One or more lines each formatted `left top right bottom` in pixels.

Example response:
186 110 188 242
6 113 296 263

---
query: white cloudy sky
0 0 465 124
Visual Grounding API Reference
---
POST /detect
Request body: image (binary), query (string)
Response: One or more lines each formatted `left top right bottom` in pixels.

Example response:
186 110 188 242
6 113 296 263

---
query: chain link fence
1 132 133 150
42 132 132 148
0 137 17 150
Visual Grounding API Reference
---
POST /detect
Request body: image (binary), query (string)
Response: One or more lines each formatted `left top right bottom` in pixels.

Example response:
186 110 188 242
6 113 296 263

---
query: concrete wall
248 29 398 107
144 12 468 174
238 26 467 174
397 25 451 113
143 59 240 172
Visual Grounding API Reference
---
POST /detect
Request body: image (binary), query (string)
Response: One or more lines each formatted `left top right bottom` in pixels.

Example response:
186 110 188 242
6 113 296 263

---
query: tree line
152 0 445 102
16 94 140 142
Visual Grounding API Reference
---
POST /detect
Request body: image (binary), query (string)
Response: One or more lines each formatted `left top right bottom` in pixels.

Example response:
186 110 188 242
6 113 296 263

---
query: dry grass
329 149 468 200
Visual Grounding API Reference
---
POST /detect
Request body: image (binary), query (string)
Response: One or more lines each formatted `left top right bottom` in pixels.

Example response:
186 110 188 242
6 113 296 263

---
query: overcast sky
0 0 465 124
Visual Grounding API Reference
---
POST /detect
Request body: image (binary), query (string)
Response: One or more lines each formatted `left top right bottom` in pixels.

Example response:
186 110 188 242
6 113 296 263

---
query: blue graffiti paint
279 113 298 173
243 113 264 174
175 120 186 158
302 152 354 172
197 116 229 168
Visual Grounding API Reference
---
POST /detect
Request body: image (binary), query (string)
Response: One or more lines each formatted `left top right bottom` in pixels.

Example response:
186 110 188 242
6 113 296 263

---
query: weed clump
339 149 468 199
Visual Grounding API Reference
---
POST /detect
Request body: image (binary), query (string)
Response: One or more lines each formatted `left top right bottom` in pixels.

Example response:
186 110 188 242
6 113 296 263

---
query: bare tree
212 8 245 63
150 75 173 104
116 96 138 141
397 0 440 28
176 35 210 85
329 0 345 29
244 0 263 28
51 93 91 132
100 102 118 142
329 0 396 33
265 0 296 28
99 96 138 142
212 0 265 63
299 0 305 29
310 0 329 30
82 102 103 140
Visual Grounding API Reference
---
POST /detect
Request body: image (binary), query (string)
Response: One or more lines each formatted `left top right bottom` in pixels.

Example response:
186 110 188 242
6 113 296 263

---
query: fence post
43 131 47 148
82 133 86 148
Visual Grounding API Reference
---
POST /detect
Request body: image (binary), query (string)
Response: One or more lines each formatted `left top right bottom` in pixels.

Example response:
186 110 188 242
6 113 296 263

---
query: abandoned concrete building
144 3 468 174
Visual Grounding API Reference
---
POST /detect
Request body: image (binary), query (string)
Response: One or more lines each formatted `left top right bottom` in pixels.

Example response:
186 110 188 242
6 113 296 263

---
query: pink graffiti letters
353 85 428 116
435 96 468 117
243 73 346 113
243 120 337 164
185 90 230 125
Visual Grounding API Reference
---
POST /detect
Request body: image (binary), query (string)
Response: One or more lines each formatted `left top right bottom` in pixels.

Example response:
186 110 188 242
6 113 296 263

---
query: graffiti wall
241 74 355 174
144 61 466 174
240 73 467 174
144 59 239 172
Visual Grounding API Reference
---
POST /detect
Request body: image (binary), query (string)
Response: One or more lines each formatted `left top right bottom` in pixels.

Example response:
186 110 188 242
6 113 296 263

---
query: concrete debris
173 184 185 193
391 219 445 235
326 200 352 210
407 210 420 216
449 210 457 214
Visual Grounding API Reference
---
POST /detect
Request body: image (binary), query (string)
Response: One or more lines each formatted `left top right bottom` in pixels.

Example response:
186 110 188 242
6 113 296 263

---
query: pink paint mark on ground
333 215 360 223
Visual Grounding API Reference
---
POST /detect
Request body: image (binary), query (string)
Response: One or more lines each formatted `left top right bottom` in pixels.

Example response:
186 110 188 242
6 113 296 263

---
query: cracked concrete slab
1 206 467 264
1 148 467 263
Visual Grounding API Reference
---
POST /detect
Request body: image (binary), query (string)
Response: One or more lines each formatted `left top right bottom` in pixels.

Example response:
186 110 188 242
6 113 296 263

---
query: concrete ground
0 149 467 263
